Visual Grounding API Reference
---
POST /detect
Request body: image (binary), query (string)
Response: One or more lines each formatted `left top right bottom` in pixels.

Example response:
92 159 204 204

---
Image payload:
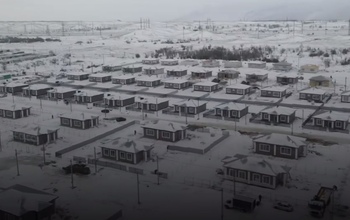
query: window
216 109 221 115
103 149 109 156
174 84 179 88
237 89 243 95
252 173 260 182
146 82 152 87
259 144 270 152
73 120 82 127
262 176 270 184
280 115 287 122
231 110 237 117
238 171 246 179
204 86 210 91
146 129 155 136
6 111 13 117
335 121 343 128
273 92 280 97
315 118 322 125
229 169 235 177
116 100 121 106
261 90 266 95
150 104 156 110
127 153 133 161
226 88 232 93
162 131 171 138
120 152 125 159
300 93 306 99
110 150 116 157
175 106 179 111
289 78 293 82
188 107 195 113
194 86 199 90
263 113 269 119
342 96 349 102
280 147 292 155
0 110 3 116
312 95 319 100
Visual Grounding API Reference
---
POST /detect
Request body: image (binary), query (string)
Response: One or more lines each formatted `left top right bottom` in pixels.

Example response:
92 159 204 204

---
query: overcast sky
0 0 347 21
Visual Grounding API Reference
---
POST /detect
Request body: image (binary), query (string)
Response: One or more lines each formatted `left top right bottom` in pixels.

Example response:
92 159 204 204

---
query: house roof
89 73 112 78
309 75 331 82
194 81 218 86
66 72 90 76
13 125 59 135
0 184 58 217
215 102 247 111
342 91 350 96
136 76 161 82
223 60 242 64
59 112 99 120
313 111 350 122
226 84 251 90
123 65 142 69
261 106 296 115
1 82 27 88
104 92 134 100
277 73 299 78
253 133 307 149
112 75 135 80
143 67 164 70
142 120 187 132
100 137 153 153
248 61 266 65
191 70 212 74
166 67 187 72
163 79 188 84
273 62 292 66
48 87 76 93
223 155 290 176
246 72 268 76
23 84 52 91
161 59 178 62
174 100 207 107
261 86 287 92
300 88 326 95
301 64 319 68
0 103 31 111
218 69 240 74
74 90 104 97
143 58 159 61
135 97 168 104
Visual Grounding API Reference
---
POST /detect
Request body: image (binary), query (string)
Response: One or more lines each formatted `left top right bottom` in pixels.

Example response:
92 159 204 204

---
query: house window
315 118 322 126
300 93 306 99
342 96 349 102
73 120 82 127
261 90 267 95
259 144 270 152
237 89 243 95
146 129 155 136
175 106 179 111
116 100 121 106
120 152 125 159
280 147 292 155
262 176 270 184
231 111 238 117
110 150 116 157
146 82 152 86
188 107 195 113
238 171 246 179
62 118 70 125
216 109 221 115
252 173 260 182
0 110 2 116
162 131 171 138
150 104 156 110
174 84 179 88
280 115 287 122
103 149 109 156
194 86 199 90
6 111 13 117
335 121 343 128
312 95 319 100
273 92 280 97
263 113 269 120
229 169 235 177
127 153 132 161
204 86 210 91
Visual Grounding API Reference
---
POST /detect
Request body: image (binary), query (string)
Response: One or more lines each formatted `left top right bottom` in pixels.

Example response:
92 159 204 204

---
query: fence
203 133 230 154
55 120 137 157
87 158 128 172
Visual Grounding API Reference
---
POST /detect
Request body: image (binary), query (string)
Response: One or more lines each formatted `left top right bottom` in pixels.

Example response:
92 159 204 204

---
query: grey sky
0 0 348 21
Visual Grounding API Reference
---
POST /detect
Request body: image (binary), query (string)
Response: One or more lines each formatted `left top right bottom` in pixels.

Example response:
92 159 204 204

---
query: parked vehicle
225 195 256 212
308 186 335 217
274 201 294 212
101 109 110 113
62 164 91 175
116 117 126 122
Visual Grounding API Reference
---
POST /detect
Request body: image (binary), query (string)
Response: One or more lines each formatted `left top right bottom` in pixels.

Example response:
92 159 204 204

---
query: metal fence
87 158 128 172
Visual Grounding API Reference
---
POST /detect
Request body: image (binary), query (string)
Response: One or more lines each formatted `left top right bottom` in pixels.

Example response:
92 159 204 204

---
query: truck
225 195 256 212
308 186 334 217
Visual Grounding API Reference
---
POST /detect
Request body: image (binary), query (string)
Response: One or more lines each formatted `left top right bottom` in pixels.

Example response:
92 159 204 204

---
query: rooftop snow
218 69 240 74
300 88 326 95
141 120 187 132
66 72 90 76
174 100 206 107
191 70 212 73
23 84 52 90
253 133 307 149
13 125 59 135
261 106 296 115
313 111 350 122
273 62 292 66
48 87 76 93
166 67 187 72
1 82 27 87
277 73 299 78
135 97 168 104
112 75 135 80
0 103 31 111
163 79 188 84
194 81 218 86
104 92 134 100
68 81 96 86
261 86 287 92
226 84 251 89
59 112 99 120
136 76 161 82
246 72 268 76
89 73 112 78
309 75 332 82
215 102 247 110
341 91 350 96
74 90 104 97
100 137 154 153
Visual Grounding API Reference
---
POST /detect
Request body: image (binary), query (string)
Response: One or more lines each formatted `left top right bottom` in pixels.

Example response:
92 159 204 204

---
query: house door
270 115 278 123
222 110 228 117
324 120 332 128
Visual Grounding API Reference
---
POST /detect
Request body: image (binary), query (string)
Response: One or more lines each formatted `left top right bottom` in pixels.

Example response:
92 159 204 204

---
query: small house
141 120 187 142
142 58 159 64
299 88 326 101
66 72 90 81
276 74 299 85
260 106 296 124
104 93 135 107
102 65 122 72
215 102 248 118
341 91 350 103
300 64 319 73
136 77 161 87
47 87 76 100
223 156 290 189
112 75 136 85
144 67 164 75
0 103 31 119
13 125 59 146
135 97 169 111
311 111 349 130
59 112 99 130
166 68 187 77
0 82 27 94
193 81 219 92
261 86 287 98
74 90 104 103
161 59 179 66
223 61 242 68
163 79 190 90
23 84 52 97
173 100 207 115
309 75 332 87
122 66 142 73
272 62 293 71
89 73 112 83
180 60 199 66
191 70 212 79
202 60 220 68
217 70 240 79
253 133 308 160
226 84 252 95
101 138 153 164
246 73 268 82
248 62 266 69
0 184 58 220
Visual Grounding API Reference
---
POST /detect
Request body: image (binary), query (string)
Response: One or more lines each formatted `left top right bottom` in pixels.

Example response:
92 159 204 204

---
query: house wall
248 63 266 69
240 107 249 118
254 142 273 156
261 90 286 98
143 128 157 140
299 93 323 101
277 77 298 84
218 72 239 79
123 67 142 73
167 70 187 76
225 167 276 189
157 101 169 110
341 95 350 103
275 145 297 159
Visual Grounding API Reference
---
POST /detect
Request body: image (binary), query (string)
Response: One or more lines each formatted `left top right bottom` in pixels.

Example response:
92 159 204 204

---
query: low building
341 91 350 103
104 93 135 107
193 81 219 92
309 75 332 87
223 61 242 68
23 84 52 97
299 88 326 101
142 58 159 64
217 70 240 79
261 86 287 98
202 60 220 68
215 102 248 118
74 90 104 103
136 77 161 87
122 66 142 73
276 74 299 85
89 73 112 83
300 64 319 73
260 106 296 124
311 111 349 130
101 138 153 164
173 100 207 115
161 59 179 66
59 112 99 130
135 97 169 111
141 120 187 142
0 184 58 220
13 125 59 146
253 133 308 160
272 62 293 71
112 75 136 85
226 84 252 95
191 70 212 79
163 79 190 90
180 59 199 66
47 87 76 100
248 62 267 69
223 155 290 189
0 82 27 94
166 68 187 77
0 103 31 119
67 72 90 81
144 67 164 75
246 73 268 82
102 65 122 72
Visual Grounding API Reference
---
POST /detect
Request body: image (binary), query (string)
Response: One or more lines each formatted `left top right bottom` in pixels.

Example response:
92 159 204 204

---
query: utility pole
43 144 46 164
301 21 304 34
140 18 142 29
136 173 141 204
221 188 224 220
70 160 74 188
257 24 260 39
325 21 327 35
183 26 185 40
156 155 160 185
15 149 20 176
62 22 65 36
94 147 97 174
345 77 347 91
70 101 72 112
348 19 350 36
156 98 158 117
293 21 295 37
40 98 42 110
0 131 2 152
